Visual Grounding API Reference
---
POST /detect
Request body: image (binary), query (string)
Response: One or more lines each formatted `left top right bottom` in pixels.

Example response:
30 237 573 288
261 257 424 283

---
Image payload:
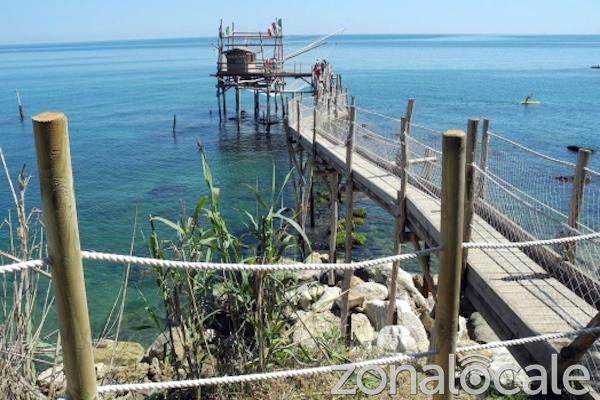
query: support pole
16 90 24 121
565 148 592 262
328 172 339 286
462 118 479 271
32 112 97 400
222 86 227 115
217 88 222 122
386 190 404 325
433 130 467 400
235 79 241 130
478 119 490 199
172 114 177 136
387 100 414 321
558 311 600 378
254 90 259 119
340 97 356 343
266 85 271 127
309 108 317 228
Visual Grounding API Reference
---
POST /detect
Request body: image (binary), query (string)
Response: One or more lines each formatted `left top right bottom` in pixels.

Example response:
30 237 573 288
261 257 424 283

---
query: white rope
3 232 600 275
79 248 441 272
0 258 46 274
96 326 600 394
97 351 434 394
463 231 600 249
487 131 576 168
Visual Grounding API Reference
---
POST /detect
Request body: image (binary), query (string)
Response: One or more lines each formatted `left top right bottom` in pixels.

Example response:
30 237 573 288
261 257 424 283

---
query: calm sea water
1 35 599 343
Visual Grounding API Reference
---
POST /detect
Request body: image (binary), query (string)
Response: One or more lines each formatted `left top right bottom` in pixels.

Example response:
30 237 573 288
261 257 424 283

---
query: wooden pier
285 84 600 384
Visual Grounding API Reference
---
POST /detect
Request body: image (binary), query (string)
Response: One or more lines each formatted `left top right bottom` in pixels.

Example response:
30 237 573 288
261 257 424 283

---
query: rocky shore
37 252 526 398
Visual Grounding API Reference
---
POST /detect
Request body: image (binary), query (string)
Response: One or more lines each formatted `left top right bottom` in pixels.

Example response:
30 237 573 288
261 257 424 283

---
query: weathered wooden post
32 112 97 400
221 87 227 115
15 90 24 121
387 99 415 322
296 98 301 133
340 97 356 342
433 129 466 400
235 78 241 129
310 107 318 228
266 85 271 127
558 311 600 379
478 119 490 200
254 90 259 119
565 148 592 262
172 114 177 136
217 88 223 122
462 118 479 271
328 172 339 286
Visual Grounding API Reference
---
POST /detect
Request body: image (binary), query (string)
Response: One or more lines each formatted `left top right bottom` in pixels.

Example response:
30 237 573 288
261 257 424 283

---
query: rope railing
95 326 600 394
4 232 600 275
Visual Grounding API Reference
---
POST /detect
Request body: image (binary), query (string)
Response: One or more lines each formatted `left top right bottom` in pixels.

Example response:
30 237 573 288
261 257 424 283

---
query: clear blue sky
2 0 600 44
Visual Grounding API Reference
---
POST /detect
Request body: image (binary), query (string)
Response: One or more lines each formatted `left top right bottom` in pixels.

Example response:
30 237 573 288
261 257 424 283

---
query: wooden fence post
387 99 414 322
32 112 97 400
462 118 479 271
340 97 356 343
309 108 318 228
433 130 466 400
558 311 600 379
328 171 339 286
478 119 490 200
565 148 592 262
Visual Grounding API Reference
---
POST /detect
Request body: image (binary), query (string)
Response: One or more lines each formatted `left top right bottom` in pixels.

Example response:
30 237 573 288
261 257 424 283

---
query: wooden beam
462 118 479 271
565 148 592 262
32 112 97 400
558 311 600 378
433 129 466 400
387 190 404 325
478 118 490 199
328 172 339 285
340 97 356 343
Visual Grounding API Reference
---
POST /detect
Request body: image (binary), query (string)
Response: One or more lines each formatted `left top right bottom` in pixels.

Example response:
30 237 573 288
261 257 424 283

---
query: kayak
520 100 540 105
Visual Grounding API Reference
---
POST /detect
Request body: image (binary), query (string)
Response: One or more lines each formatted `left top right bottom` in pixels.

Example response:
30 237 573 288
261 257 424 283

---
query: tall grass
0 147 56 399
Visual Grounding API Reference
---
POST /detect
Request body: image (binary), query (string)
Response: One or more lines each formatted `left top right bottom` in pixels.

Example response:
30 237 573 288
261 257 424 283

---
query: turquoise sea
1 34 599 343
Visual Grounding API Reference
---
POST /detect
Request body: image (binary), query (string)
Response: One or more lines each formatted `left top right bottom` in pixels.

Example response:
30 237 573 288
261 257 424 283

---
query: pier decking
286 96 600 377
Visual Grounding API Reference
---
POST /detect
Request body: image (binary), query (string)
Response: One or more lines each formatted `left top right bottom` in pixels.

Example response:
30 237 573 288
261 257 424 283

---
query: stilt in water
235 79 241 130
15 90 24 121
254 90 259 119
172 114 176 136
217 87 222 122
222 87 227 116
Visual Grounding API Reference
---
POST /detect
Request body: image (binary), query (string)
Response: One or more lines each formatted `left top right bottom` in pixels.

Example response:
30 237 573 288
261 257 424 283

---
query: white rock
312 286 341 312
351 313 375 345
395 300 429 352
364 299 388 331
458 316 470 341
469 312 499 343
292 310 340 349
286 282 325 311
489 347 527 390
336 282 388 310
376 325 418 354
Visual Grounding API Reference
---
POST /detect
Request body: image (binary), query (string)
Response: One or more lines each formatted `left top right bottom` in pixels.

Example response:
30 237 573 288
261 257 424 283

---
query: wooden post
328 172 339 285
32 112 97 400
172 114 177 136
235 79 241 129
217 88 222 122
387 101 414 322
15 90 24 121
565 148 592 262
310 108 318 228
386 190 404 325
254 90 259 119
433 130 466 400
280 92 286 118
478 119 490 199
340 97 356 343
266 85 271 127
296 99 301 133
462 118 479 271
222 87 227 115
558 311 600 378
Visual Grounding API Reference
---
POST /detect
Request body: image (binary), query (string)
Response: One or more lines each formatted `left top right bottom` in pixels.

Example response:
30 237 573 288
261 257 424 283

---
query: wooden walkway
288 111 597 371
